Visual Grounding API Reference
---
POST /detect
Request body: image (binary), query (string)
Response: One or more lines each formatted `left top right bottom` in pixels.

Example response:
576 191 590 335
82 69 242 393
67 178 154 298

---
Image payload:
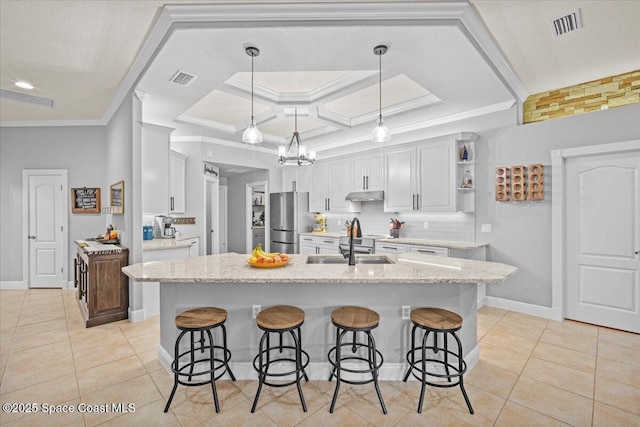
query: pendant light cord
251 54 255 122
379 51 382 121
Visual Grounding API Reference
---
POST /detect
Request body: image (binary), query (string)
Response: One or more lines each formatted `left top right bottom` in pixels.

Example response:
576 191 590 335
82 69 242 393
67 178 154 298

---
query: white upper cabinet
282 167 309 193
349 152 383 191
383 133 477 213
141 123 173 214
384 147 416 212
169 150 187 213
309 160 360 213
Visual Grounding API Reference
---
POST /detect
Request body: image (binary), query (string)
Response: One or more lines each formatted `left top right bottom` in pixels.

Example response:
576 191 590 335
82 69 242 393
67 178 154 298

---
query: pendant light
242 46 263 144
371 45 391 143
278 109 316 166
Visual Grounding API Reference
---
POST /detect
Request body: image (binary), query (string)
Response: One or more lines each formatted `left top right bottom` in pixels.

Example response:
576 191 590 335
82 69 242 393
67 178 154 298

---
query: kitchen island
122 253 516 380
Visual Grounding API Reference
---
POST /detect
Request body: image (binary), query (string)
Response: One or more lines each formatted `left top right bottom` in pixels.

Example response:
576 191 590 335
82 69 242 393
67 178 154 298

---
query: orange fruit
265 257 275 263
257 257 266 264
273 255 282 263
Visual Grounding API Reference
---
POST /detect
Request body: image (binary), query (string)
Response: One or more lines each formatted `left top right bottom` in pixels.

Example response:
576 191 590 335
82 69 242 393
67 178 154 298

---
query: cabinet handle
170 196 174 211
416 249 436 254
303 238 312 242
382 246 399 250
412 194 416 210
363 176 366 190
327 198 330 211
366 176 369 190
324 240 335 244
416 194 420 210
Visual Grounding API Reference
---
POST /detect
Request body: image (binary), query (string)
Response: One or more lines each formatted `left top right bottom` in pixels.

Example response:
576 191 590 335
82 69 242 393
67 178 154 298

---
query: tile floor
1 289 639 426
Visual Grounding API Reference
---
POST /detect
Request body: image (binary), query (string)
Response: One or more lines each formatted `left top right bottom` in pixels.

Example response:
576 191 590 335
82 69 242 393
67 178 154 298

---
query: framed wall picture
71 187 101 214
110 180 124 214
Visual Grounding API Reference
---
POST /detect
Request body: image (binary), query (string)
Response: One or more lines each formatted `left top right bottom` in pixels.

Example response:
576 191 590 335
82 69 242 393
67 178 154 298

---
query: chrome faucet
344 217 362 266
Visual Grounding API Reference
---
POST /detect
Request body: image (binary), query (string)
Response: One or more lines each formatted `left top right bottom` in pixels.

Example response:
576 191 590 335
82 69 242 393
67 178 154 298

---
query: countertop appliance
270 192 313 254
153 215 176 239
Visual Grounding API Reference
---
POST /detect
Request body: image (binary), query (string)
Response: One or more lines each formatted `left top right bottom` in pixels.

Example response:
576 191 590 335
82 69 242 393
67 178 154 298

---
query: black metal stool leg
452 332 474 414
352 330 357 353
290 330 307 412
188 330 195 381
329 329 347 413
200 330 205 353
206 329 220 413
403 324 418 382
328 326 340 381
368 331 387 414
444 332 452 382
164 330 187 413
418 330 430 414
279 331 284 353
298 326 309 381
221 324 236 381
251 332 269 413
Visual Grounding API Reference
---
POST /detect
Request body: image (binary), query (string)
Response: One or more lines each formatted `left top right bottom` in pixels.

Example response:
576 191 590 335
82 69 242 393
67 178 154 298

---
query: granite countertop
143 235 199 252
122 253 516 284
374 238 488 250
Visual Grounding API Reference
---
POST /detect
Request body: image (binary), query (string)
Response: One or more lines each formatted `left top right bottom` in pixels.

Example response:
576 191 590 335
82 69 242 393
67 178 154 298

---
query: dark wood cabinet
74 245 129 327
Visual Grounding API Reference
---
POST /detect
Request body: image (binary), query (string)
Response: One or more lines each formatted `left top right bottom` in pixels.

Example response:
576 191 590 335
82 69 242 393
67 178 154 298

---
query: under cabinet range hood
345 190 384 202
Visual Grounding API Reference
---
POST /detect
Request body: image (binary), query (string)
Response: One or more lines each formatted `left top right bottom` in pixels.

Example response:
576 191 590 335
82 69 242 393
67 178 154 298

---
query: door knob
28 235 36 239
636 251 640 255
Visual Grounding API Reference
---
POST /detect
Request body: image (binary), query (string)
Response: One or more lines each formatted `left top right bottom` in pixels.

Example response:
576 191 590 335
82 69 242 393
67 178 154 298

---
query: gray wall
0 126 106 282
476 104 640 307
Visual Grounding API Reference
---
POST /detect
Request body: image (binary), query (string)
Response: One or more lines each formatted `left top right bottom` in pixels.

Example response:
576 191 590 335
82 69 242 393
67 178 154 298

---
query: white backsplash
320 201 475 242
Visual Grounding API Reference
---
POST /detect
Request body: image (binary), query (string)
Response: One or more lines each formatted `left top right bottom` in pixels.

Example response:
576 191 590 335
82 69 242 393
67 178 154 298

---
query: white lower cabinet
408 245 449 256
374 242 408 254
299 235 340 254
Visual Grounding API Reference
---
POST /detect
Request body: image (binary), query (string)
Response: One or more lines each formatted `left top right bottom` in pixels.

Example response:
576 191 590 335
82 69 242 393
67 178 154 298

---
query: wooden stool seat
176 307 227 329
331 306 379 329
257 305 304 330
410 307 462 330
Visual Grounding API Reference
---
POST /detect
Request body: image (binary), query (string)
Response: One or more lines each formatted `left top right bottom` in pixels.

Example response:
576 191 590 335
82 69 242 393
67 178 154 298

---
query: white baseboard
158 345 480 382
66 280 73 290
485 296 563 321
0 281 27 290
129 308 146 323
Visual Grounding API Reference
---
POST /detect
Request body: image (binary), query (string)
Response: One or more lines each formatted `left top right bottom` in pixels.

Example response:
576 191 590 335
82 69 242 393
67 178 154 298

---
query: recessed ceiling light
15 81 34 90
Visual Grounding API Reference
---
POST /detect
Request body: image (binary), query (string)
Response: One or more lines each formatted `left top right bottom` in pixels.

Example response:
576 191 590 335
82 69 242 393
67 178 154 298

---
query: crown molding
172 135 278 155
0 119 106 128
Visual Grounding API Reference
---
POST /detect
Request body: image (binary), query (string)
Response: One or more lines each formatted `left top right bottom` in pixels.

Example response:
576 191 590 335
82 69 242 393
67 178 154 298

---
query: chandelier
242 46 262 144
371 45 391 143
278 109 316 166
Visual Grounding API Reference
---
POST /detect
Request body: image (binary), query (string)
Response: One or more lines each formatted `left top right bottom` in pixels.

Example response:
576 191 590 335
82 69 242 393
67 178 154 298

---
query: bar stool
164 307 235 413
402 307 473 414
251 305 309 413
328 306 386 414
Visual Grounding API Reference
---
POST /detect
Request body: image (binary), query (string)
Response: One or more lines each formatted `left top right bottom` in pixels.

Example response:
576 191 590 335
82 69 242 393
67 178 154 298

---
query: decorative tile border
523 70 640 124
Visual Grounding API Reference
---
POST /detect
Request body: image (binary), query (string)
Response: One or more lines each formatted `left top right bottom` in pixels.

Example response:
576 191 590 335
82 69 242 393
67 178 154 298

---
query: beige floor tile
25 288 62 298
598 327 640 352
169 381 248 427
311 378 354 398
14 318 68 338
98 398 181 427
502 311 549 328
295 402 373 427
593 401 640 427
198 401 278 427
69 325 128 350
540 329 598 355
118 315 160 339
0 304 22 317
396 405 475 426
339 381 413 427
510 376 593 426
546 319 599 338
531 341 596 374
480 329 538 356
127 331 159 354
425 383 504 427
494 401 570 427
597 356 640 389
82 374 162 426
0 327 15 353
477 305 508 319
0 373 79 424
18 301 64 316
17 308 66 327
464 360 519 398
72 339 136 372
0 316 19 330
595 376 640 416
137 348 164 373
259 381 330 427
492 318 546 341
477 320 493 340
522 357 594 398
478 341 530 374
77 354 147 396
3 397 85 427
9 328 69 353
598 340 640 368
0 340 75 394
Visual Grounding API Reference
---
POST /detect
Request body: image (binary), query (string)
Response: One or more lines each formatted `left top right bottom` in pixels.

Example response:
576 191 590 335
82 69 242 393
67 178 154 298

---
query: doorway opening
246 180 269 253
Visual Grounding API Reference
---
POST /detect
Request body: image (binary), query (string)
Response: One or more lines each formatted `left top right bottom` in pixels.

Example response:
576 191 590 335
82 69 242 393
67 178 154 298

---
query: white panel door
418 140 455 212
29 175 64 288
328 159 353 212
309 164 329 212
384 147 415 212
565 152 640 333
366 153 384 191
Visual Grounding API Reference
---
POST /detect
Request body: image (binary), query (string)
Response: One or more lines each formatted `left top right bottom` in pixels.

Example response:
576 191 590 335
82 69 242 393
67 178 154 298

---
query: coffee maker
153 215 176 238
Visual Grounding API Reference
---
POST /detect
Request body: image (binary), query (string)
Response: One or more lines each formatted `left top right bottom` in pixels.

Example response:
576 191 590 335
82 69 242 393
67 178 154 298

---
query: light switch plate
423 222 429 229
481 224 492 233
206 150 213 158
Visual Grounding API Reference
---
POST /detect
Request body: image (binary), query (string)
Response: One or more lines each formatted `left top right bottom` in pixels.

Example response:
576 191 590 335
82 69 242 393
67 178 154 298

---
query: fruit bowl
247 258 290 268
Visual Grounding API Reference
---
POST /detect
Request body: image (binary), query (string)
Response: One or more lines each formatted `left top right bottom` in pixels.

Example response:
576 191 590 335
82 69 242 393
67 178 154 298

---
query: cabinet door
282 168 296 192
329 159 359 212
408 245 449 256
366 153 384 191
374 242 408 254
384 147 416 212
141 124 171 214
417 140 455 212
295 168 309 193
350 157 366 191
309 164 329 212
299 243 317 254
169 150 186 213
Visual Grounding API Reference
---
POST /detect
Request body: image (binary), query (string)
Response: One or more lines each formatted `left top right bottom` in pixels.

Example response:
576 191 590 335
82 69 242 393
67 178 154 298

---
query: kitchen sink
306 255 394 265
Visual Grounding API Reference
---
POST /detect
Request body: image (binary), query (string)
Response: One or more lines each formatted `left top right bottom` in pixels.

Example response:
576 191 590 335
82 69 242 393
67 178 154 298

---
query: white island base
158 280 479 381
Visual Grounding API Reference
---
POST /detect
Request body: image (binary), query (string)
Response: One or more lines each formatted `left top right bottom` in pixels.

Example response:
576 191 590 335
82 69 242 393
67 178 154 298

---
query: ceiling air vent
169 70 197 87
550 9 582 36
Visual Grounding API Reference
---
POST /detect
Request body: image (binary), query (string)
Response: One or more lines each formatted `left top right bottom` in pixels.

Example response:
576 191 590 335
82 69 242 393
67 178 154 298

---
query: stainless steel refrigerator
270 192 312 254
